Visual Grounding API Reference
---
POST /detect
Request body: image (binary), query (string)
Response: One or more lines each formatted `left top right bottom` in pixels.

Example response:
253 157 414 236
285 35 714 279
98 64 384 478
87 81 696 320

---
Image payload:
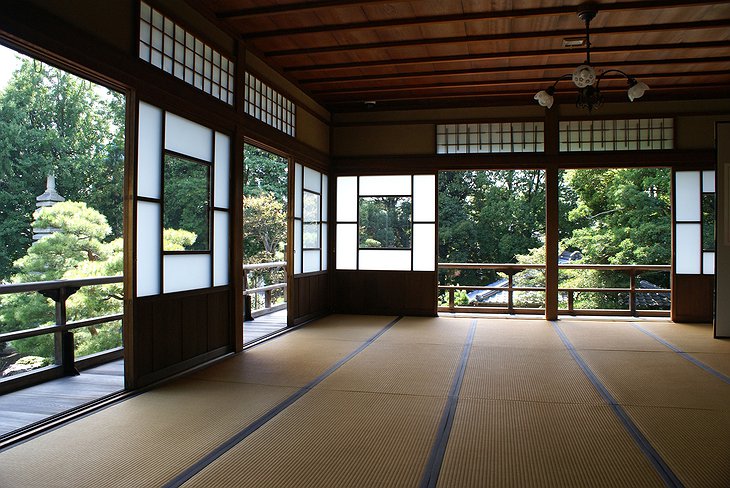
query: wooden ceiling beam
242 0 727 40
313 70 730 95
266 19 730 57
216 0 405 20
285 41 730 73
300 56 730 86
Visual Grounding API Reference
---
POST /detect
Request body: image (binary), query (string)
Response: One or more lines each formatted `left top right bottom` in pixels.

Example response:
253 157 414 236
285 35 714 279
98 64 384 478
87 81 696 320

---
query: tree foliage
0 57 124 281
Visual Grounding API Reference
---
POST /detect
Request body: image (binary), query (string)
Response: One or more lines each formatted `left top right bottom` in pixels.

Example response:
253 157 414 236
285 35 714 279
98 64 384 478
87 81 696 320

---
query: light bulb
534 90 554 109
628 80 649 101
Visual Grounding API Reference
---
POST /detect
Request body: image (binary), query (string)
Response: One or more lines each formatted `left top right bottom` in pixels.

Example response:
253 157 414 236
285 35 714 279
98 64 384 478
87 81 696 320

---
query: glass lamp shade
628 80 649 101
534 89 554 108
572 64 596 88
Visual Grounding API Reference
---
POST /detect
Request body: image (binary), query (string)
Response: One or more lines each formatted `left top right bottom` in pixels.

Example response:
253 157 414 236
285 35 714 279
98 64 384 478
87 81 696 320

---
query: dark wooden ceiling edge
284 41 730 73
300 56 730 86
216 0 401 19
241 0 726 40
323 86 730 112
313 70 730 96
264 19 730 57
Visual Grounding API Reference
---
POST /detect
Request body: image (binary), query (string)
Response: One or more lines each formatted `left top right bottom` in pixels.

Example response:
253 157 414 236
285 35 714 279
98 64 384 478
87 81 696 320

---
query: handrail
244 283 287 295
242 261 286 271
438 262 671 317
0 276 123 379
242 261 287 318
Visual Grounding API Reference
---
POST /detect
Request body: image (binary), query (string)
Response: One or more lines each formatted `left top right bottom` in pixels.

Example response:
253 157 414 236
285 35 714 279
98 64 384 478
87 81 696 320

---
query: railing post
449 288 455 310
507 272 514 315
629 269 637 317
40 286 80 376
568 290 575 315
265 290 272 309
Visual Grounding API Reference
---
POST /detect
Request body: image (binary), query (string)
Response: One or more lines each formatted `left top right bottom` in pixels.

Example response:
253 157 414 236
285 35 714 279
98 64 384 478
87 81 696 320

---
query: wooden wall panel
290 273 330 325
334 271 437 316
133 288 233 386
671 275 714 323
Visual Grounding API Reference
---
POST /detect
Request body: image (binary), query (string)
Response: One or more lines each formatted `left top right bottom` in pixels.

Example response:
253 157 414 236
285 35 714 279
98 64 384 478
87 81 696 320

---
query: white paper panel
702 170 716 193
359 250 411 271
413 224 435 271
703 252 715 275
294 219 302 274
294 163 303 219
675 171 701 222
413 175 436 222
336 223 357 269
675 223 701 274
337 177 358 222
322 174 329 222
165 112 213 162
322 223 328 270
303 250 320 273
137 102 162 199
136 201 161 297
214 132 230 209
303 166 321 193
359 175 411 196
164 254 211 293
213 211 229 286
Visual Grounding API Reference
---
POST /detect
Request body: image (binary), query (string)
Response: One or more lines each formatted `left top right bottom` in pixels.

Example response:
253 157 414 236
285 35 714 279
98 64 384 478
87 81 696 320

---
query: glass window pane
359 197 412 249
703 193 716 251
294 163 303 219
336 223 357 269
294 219 302 274
322 223 328 270
303 166 321 193
359 175 411 196
163 154 210 251
304 223 320 248
304 191 320 222
675 223 701 274
359 250 411 271
321 175 329 222
675 171 701 222
337 177 358 222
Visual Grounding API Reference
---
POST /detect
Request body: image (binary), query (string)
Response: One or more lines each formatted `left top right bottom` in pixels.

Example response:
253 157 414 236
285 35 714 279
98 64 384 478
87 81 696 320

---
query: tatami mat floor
0 315 728 487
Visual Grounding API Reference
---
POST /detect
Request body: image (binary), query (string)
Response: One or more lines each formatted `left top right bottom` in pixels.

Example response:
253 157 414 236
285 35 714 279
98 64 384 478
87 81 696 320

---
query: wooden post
507 272 514 315
629 269 637 317
545 167 560 321
41 286 80 376
449 288 455 310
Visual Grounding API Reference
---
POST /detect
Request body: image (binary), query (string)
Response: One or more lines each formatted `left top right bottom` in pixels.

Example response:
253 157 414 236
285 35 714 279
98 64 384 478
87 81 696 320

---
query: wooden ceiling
191 0 730 111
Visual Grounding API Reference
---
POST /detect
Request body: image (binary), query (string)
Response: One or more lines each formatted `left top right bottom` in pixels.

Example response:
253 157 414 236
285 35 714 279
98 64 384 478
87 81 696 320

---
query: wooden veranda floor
0 359 124 438
244 308 287 345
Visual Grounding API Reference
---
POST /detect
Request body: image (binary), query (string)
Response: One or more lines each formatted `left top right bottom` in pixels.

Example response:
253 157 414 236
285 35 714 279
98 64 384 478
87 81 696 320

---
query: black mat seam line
551 321 685 488
419 318 478 488
163 316 405 488
629 322 730 385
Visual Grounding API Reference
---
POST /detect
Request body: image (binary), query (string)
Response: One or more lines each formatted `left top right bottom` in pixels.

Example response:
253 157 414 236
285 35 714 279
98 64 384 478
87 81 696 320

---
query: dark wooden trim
545 167 559 321
333 150 716 174
242 116 331 169
243 0 726 40
123 89 137 389
266 19 730 57
0 365 63 396
217 0 399 19
286 41 730 74
232 126 245 352
333 117 545 129
315 70 730 96
302 56 730 86
135 346 231 388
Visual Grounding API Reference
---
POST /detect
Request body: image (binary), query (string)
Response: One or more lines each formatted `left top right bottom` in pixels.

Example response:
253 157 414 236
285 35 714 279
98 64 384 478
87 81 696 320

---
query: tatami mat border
630 323 730 385
551 322 684 488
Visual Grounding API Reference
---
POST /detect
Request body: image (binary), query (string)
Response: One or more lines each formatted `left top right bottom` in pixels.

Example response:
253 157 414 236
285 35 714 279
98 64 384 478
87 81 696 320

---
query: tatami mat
691 352 730 377
637 321 730 353
437 398 664 488
284 314 398 342
0 379 297 488
558 319 666 351
580 349 730 410
318 342 464 396
181 389 445 488
461 346 604 404
625 405 730 488
374 316 472 345
472 318 565 349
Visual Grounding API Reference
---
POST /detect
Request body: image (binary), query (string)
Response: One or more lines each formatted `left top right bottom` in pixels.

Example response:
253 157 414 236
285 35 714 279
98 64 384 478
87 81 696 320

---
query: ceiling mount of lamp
534 5 649 111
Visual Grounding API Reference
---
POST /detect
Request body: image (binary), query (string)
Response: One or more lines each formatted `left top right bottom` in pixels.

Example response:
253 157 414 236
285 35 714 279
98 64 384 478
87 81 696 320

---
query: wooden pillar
716 122 730 338
545 167 560 321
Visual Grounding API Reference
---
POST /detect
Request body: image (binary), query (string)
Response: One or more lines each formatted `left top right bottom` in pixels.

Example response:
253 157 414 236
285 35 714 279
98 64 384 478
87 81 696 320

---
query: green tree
0 57 124 281
243 144 288 201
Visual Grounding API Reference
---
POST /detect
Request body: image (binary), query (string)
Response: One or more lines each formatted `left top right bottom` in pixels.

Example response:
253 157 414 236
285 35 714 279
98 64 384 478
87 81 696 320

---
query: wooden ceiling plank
265 19 730 57
284 40 730 73
216 0 409 19
299 55 730 85
239 0 728 40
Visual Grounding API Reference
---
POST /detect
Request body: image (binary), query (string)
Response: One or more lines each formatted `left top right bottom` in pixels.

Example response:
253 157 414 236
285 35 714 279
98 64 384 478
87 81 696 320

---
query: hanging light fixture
534 7 650 112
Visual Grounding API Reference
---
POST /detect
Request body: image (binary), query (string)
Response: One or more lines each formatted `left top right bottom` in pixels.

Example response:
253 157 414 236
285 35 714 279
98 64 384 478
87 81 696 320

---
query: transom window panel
336 175 436 271
436 122 545 154
293 163 327 275
244 72 296 137
559 118 673 152
136 101 231 296
139 1 234 105
674 170 715 275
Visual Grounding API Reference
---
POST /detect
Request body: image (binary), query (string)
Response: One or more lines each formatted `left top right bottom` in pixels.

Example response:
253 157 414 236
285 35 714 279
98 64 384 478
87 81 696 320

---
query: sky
0 43 23 90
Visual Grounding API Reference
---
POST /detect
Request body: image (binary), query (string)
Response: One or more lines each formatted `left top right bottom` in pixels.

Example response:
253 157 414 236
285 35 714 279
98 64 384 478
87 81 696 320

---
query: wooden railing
438 263 671 317
0 276 123 391
243 261 287 319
